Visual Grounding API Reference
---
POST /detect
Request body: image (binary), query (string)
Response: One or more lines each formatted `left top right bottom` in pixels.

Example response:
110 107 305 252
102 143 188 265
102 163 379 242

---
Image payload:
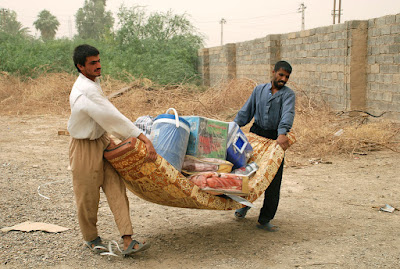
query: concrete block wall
280 24 349 110
206 44 236 86
235 35 280 83
367 14 400 118
198 13 400 121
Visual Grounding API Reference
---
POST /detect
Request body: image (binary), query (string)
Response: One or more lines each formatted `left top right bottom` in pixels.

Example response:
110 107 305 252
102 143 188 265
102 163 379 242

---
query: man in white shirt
68 44 157 256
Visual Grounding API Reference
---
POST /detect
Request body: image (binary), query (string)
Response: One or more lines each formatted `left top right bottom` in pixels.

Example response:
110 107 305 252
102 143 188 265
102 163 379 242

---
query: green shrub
0 6 204 85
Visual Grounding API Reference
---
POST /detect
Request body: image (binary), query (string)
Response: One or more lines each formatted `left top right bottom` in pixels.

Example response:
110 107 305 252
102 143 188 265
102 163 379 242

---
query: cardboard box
183 116 229 159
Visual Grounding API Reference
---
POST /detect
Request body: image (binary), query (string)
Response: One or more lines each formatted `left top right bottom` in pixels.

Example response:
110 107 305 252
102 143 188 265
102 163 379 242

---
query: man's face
272 68 290 90
78 55 101 81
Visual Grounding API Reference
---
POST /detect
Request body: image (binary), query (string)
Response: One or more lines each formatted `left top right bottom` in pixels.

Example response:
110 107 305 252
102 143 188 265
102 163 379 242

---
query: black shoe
256 222 279 232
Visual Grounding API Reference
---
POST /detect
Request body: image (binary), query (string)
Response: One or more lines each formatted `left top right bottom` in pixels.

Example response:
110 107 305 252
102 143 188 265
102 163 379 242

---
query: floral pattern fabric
104 132 296 210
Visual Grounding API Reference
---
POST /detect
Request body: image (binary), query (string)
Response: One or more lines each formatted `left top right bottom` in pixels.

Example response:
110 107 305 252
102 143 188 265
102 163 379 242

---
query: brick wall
280 24 350 110
367 14 400 118
198 13 400 121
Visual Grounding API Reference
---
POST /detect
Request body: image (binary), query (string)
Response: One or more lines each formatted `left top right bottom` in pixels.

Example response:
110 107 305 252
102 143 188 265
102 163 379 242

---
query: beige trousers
69 134 133 242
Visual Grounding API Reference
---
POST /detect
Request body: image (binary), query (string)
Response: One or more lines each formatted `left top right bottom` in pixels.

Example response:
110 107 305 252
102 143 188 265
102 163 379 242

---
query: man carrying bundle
233 61 295 232
68 44 157 255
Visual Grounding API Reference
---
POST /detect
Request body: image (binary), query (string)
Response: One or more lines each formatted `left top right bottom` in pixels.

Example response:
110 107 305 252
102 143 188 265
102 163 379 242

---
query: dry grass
0 72 129 116
0 72 398 157
0 72 73 116
110 77 256 122
290 83 400 157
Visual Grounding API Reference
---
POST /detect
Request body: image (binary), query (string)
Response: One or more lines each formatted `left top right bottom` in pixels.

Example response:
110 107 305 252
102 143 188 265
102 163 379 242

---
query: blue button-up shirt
234 82 295 136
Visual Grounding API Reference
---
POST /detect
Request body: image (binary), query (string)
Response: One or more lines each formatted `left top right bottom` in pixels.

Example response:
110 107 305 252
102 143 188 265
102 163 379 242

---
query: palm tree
33 10 60 40
0 8 30 37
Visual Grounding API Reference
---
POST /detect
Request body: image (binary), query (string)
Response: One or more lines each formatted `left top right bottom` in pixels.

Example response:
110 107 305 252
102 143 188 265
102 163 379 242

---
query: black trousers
250 123 284 225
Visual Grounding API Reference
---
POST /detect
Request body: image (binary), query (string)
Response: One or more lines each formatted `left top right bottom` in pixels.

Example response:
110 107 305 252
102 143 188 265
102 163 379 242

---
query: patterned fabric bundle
104 132 296 210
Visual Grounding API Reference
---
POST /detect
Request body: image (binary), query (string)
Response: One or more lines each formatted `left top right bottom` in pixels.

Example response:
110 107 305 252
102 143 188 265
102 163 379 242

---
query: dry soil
0 115 399 269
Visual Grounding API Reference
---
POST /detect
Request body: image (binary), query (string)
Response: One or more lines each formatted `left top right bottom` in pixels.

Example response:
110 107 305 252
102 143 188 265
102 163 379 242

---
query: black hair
274 61 292 74
73 44 100 73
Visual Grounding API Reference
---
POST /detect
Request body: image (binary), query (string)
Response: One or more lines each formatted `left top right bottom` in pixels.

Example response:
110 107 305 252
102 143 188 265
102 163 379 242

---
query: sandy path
0 115 399 268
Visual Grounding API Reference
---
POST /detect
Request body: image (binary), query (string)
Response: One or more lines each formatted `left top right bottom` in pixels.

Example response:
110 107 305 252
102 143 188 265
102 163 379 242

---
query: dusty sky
1 0 400 47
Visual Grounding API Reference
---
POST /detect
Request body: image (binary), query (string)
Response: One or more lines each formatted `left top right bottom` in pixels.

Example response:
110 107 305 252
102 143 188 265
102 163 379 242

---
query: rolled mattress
104 132 296 210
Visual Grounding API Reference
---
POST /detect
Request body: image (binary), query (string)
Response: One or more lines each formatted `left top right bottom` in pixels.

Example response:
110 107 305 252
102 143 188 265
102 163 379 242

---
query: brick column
224 43 237 80
266 34 281 80
198 48 210 86
348 20 368 112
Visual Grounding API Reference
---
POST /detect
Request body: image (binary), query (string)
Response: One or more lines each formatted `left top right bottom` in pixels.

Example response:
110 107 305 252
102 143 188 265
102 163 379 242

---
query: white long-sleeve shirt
67 73 142 140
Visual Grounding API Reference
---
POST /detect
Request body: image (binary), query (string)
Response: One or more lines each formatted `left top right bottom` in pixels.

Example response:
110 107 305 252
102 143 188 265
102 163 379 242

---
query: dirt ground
0 114 399 269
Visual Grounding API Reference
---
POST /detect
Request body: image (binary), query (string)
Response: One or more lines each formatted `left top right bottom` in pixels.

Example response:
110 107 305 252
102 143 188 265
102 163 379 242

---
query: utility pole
332 0 336 24
220 18 226 46
298 2 307 31
332 0 343 24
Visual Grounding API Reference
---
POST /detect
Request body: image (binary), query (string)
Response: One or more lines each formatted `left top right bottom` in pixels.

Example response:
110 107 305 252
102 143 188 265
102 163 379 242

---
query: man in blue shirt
234 61 295 232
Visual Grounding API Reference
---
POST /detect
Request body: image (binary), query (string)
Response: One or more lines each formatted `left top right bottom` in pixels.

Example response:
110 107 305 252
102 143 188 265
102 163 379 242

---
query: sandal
256 222 279 232
234 206 250 219
122 240 151 256
85 236 108 254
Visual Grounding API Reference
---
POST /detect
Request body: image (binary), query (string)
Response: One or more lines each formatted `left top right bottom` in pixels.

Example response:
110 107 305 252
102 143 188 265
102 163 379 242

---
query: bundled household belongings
182 116 229 159
134 115 155 138
188 172 249 196
232 161 258 177
104 132 296 210
150 108 190 171
181 155 233 175
226 122 253 169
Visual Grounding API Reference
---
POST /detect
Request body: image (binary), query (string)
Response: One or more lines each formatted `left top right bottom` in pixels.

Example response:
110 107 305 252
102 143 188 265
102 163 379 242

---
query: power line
226 11 298 22
193 11 298 24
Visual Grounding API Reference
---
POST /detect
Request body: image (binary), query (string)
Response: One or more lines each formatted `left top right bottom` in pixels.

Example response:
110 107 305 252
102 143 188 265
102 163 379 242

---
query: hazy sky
1 0 400 47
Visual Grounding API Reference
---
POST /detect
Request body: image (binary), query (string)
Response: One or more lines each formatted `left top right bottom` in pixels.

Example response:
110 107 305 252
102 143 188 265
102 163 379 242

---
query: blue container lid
154 114 190 128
